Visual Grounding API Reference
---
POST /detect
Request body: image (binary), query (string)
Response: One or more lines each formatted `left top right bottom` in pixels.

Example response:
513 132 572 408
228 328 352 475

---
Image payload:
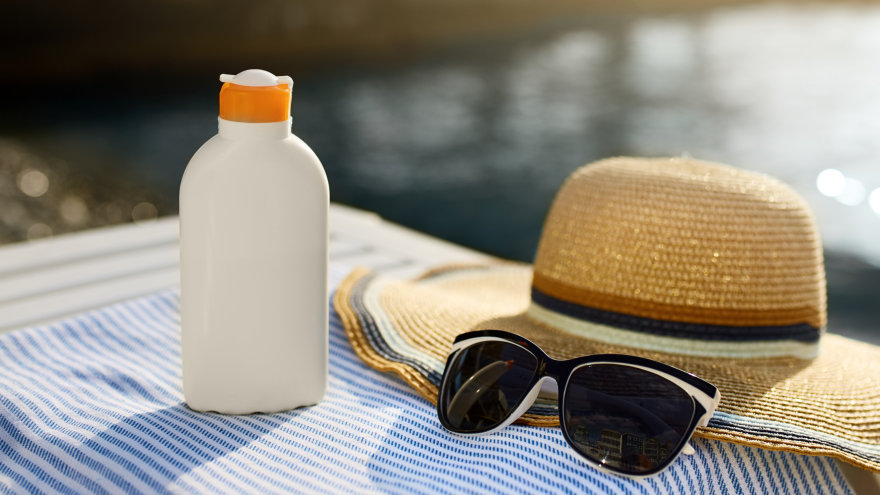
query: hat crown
531 157 826 357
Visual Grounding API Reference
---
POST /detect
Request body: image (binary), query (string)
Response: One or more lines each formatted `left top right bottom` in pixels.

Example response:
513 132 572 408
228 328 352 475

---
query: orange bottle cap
218 70 293 123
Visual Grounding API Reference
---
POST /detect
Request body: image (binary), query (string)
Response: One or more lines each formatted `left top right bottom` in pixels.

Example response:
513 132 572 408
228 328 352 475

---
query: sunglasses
437 330 721 478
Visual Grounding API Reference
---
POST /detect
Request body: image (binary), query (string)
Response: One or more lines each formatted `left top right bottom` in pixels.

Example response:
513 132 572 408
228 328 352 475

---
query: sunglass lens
562 364 695 475
440 341 538 433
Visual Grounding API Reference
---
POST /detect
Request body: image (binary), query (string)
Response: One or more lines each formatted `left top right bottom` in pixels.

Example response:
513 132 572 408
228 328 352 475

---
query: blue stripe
0 395 117 495
827 456 851 493
18 320 231 493
764 443 791 493
7 346 199 493
685 443 707 495
707 440 733 495
531 288 820 342
667 456 686 494
2 334 144 493
740 439 766 491
806 452 823 495
0 438 47 495
731 443 757 495
659 465 676 493
0 410 76 495
791 449 810 494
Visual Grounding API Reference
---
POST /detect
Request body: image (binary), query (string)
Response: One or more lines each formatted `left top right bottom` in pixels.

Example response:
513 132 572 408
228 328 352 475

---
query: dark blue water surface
3 3 879 342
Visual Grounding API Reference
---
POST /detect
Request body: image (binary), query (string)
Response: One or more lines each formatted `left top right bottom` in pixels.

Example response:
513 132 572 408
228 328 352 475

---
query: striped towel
0 266 853 494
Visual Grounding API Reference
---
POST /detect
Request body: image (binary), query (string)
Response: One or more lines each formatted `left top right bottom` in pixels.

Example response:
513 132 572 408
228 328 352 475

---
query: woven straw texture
333 157 880 473
533 157 826 329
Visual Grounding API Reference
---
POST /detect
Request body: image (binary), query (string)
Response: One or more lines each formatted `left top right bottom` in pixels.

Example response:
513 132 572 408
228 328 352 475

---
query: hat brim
334 264 880 473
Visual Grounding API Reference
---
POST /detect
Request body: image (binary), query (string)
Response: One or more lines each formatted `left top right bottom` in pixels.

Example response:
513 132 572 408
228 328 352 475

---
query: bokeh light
869 188 880 216
17 169 49 198
816 169 846 198
837 178 866 207
131 202 158 223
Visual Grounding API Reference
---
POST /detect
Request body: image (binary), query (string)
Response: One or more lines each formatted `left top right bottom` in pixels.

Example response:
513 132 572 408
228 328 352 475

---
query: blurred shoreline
3 0 772 86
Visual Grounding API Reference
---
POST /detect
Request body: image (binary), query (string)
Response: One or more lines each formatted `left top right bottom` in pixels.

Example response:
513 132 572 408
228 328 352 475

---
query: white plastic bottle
180 69 328 414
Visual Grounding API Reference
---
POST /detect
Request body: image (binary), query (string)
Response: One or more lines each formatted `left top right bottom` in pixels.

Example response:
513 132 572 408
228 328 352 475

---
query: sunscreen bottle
180 69 328 414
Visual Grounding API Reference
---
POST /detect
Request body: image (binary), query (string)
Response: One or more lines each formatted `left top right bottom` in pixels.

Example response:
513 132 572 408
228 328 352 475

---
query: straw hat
333 157 880 472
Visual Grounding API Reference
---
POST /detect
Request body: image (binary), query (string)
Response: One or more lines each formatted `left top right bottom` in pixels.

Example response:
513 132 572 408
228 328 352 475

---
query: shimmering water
2 2 879 341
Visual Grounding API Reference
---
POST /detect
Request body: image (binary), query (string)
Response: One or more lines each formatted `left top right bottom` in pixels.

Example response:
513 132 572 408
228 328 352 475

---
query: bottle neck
218 117 291 140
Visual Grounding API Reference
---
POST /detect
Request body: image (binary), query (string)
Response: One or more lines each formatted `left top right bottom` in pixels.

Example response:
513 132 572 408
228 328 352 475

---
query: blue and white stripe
0 267 853 494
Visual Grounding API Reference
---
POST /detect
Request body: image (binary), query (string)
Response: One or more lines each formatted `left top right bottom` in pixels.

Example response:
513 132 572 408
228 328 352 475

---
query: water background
2 2 879 342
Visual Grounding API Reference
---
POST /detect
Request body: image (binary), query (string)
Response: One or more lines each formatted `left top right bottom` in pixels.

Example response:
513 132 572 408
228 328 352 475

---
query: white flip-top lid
219 69 293 88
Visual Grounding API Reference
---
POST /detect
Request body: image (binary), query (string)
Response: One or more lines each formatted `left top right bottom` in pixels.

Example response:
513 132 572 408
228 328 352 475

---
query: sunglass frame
437 329 721 478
